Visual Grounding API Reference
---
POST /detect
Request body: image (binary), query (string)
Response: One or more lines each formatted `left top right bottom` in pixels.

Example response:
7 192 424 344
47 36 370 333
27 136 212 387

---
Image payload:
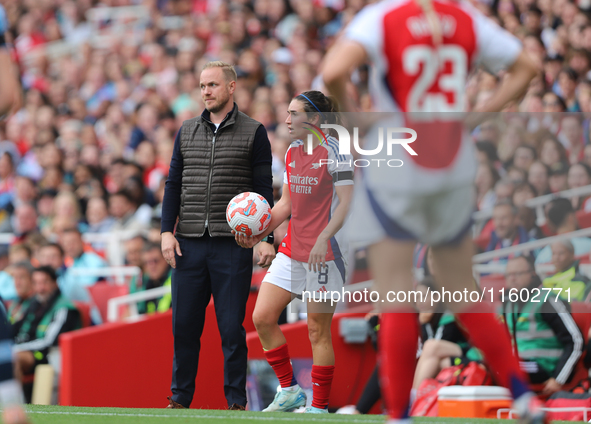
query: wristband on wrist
262 233 274 244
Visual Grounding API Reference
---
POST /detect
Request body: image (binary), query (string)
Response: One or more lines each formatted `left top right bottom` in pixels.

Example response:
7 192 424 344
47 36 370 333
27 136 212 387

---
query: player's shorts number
318 265 329 285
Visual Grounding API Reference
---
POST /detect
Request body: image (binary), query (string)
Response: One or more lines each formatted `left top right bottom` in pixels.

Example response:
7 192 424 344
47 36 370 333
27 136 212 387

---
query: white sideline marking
25 410 387 422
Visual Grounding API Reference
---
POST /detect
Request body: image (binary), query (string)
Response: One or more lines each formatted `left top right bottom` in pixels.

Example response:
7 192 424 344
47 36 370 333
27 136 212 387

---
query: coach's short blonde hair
202 61 237 83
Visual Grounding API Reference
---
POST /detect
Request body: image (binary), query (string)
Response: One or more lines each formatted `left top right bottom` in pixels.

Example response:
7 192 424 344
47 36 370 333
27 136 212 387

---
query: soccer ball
226 192 272 236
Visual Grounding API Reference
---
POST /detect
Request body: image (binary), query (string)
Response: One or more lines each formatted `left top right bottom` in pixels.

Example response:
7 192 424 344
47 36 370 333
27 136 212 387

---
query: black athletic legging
356 365 381 414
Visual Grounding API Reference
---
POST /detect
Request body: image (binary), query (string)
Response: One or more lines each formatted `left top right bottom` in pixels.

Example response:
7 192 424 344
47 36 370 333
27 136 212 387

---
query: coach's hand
162 232 182 269
257 242 276 268
308 236 328 273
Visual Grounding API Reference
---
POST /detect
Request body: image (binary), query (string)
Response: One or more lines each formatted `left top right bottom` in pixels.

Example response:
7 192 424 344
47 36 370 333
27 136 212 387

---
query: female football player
235 90 353 413
321 0 544 423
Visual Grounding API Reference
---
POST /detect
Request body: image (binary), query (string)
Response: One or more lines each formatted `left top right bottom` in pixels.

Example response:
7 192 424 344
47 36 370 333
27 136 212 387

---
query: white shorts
347 172 474 248
263 252 347 299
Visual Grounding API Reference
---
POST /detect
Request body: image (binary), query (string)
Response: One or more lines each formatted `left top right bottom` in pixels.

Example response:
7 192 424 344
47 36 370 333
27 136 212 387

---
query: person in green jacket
130 242 171 314
505 256 584 395
543 240 591 301
12 266 81 399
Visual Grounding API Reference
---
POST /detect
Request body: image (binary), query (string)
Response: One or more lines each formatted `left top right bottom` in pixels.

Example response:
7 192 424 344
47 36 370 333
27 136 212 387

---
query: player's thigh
430 234 475 294
253 253 303 324
424 339 463 359
368 238 416 298
253 282 295 325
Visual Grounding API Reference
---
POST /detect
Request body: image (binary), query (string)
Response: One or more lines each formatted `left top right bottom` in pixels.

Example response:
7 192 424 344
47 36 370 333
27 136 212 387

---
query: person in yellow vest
543 240 591 301
505 256 584 395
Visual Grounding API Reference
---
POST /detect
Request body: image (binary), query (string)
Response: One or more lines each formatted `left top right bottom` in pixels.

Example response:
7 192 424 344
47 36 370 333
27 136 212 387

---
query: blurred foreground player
323 0 542 423
0 4 28 424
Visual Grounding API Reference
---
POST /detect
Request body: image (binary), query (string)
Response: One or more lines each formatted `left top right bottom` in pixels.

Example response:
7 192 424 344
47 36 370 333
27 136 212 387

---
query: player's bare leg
368 238 418 423
431 235 545 423
253 283 306 412
304 300 337 414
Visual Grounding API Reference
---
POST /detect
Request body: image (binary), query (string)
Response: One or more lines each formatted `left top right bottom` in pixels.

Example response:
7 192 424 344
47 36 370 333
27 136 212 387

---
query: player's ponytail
416 0 442 46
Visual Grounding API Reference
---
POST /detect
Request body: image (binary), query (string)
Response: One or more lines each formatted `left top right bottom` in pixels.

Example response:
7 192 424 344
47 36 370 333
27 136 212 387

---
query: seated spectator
493 178 515 202
548 162 569 193
0 244 32 301
536 198 591 263
11 203 40 246
7 262 34 323
475 163 499 211
504 256 583 394
84 196 115 253
413 278 480 401
131 242 171 314
124 235 145 268
486 201 533 260
58 228 106 303
567 163 591 211
543 240 591 301
13 266 81 397
517 206 545 240
109 190 146 233
512 182 537 207
528 161 551 196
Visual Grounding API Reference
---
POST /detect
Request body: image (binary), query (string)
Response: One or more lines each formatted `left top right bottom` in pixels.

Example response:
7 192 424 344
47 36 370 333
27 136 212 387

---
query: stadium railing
106 285 170 323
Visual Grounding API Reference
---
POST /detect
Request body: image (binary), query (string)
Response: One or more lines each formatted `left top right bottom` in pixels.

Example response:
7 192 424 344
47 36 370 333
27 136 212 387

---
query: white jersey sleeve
325 136 354 186
473 12 522 74
343 3 383 64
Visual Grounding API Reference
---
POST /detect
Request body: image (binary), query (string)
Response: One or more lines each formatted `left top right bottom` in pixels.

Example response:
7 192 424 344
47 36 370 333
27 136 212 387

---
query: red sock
379 311 419 420
456 304 529 399
264 344 297 388
311 365 335 409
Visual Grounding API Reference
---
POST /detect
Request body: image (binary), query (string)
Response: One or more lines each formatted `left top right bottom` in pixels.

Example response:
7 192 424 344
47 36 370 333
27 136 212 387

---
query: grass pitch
11 405 586 424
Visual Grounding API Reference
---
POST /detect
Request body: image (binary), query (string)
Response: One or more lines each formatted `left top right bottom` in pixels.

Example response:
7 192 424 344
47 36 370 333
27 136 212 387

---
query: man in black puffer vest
161 61 275 411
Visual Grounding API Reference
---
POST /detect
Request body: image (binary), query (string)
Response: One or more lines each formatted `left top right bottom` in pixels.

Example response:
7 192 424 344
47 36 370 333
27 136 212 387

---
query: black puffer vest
176 105 261 237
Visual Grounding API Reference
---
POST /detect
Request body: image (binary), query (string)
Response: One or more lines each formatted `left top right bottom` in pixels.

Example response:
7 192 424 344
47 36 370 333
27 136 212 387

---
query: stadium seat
73 301 92 328
87 283 129 323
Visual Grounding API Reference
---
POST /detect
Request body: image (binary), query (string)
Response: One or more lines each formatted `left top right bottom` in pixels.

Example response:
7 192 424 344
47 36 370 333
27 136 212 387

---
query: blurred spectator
109 190 146 233
513 145 537 172
85 197 115 253
517 206 545 240
567 162 591 210
560 115 585 163
13 266 81 396
124 235 145 269
0 244 32 301
6 261 34 323
475 163 499 211
0 151 15 210
503 256 583 394
549 162 570 193
528 161 551 196
12 203 39 245
512 182 537 207
539 136 568 168
131 242 171 314
58 228 106 304
537 198 591 263
543 240 591 301
486 201 533 259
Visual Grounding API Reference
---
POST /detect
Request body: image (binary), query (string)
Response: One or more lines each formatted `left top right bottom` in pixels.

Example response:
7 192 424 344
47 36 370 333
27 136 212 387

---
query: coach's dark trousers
170 233 253 408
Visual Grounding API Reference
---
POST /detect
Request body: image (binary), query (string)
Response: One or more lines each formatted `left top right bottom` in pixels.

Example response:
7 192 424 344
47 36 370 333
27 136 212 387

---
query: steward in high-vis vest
503 256 583 394
13 266 81 381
